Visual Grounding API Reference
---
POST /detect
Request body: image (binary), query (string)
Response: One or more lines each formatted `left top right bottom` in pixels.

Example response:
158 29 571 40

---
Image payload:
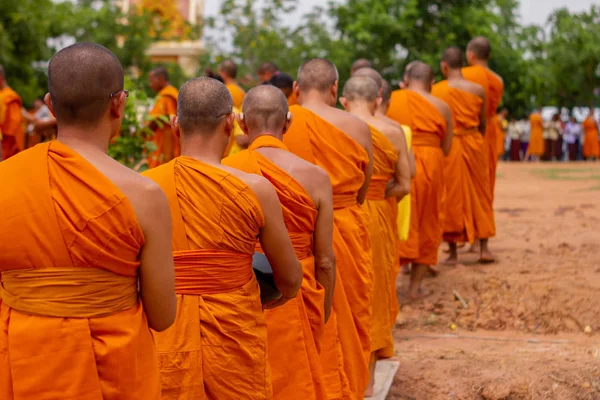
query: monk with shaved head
257 61 279 83
148 66 180 167
143 77 302 399
224 85 334 399
387 61 453 298
0 42 177 399
283 58 373 398
340 76 411 396
0 66 24 160
432 46 494 265
463 36 504 259
219 59 246 109
350 58 372 75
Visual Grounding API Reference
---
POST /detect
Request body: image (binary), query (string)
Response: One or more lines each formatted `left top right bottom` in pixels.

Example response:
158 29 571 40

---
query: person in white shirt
564 116 582 161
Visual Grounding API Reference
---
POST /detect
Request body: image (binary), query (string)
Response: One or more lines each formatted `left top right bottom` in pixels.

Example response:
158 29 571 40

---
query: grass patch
531 167 600 181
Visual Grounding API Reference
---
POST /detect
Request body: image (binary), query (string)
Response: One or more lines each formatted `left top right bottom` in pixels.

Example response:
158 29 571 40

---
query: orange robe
582 116 599 158
528 112 545 156
463 66 503 199
226 83 246 109
223 135 327 400
284 105 371 399
387 90 446 266
148 85 179 168
287 92 299 106
143 157 271 400
0 141 160 399
0 87 24 160
432 81 495 243
364 126 398 358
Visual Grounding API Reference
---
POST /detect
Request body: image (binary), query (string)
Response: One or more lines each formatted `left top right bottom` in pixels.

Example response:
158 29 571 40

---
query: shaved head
342 76 379 103
403 61 419 79
242 85 289 133
352 67 383 91
442 46 464 69
297 58 339 92
150 66 169 81
48 42 124 126
351 59 372 75
467 36 491 60
219 60 238 79
381 79 393 104
406 61 434 84
177 77 233 134
257 62 278 74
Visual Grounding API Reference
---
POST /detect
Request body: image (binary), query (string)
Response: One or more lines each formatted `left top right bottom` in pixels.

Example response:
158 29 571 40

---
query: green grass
531 167 600 181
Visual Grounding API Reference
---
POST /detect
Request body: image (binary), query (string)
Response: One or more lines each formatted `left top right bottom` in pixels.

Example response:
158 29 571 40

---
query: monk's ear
375 96 382 109
282 111 293 135
339 96 349 110
292 81 300 99
171 115 180 139
236 113 249 135
44 93 56 118
224 112 235 136
331 80 339 99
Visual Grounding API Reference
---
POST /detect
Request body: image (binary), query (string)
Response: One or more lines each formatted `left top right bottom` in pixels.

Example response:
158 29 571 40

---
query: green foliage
108 78 168 171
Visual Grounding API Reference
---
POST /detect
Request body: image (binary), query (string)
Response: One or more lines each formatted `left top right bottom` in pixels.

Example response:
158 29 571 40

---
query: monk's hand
263 293 293 310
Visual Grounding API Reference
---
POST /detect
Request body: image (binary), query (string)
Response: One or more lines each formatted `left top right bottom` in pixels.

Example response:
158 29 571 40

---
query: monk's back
142 156 272 400
304 103 372 153
433 81 483 131
0 141 160 400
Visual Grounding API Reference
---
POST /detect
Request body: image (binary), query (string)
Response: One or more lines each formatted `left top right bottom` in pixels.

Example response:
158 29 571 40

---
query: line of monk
2 37 510 399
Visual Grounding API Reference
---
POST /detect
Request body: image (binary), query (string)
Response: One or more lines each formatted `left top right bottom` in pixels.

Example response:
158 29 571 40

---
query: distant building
116 0 204 75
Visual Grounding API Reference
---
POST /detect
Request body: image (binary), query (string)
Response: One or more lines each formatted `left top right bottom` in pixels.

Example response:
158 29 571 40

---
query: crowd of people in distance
0 33 594 400
500 108 600 162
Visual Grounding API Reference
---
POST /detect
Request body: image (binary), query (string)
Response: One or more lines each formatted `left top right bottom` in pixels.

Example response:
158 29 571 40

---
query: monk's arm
255 178 302 306
34 117 57 131
408 150 416 178
312 170 336 323
479 93 488 135
386 129 411 201
5 101 23 132
137 184 177 332
356 122 374 204
441 104 454 156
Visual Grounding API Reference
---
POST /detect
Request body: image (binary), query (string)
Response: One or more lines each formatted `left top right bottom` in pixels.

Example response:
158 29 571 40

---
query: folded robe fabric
0 141 160 400
223 135 327 400
387 90 446 266
283 105 371 399
432 81 495 243
144 157 271 400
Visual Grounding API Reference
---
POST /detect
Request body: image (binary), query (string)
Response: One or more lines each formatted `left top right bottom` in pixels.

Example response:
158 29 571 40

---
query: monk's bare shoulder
332 108 372 151
374 119 405 151
453 79 485 99
218 163 278 204
292 160 331 205
100 156 170 228
425 94 452 121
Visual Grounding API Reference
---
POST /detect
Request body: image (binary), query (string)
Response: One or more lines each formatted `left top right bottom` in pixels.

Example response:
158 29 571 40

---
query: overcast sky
204 0 597 26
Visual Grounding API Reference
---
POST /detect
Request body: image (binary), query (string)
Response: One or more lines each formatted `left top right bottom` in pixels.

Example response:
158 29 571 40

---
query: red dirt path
388 162 600 400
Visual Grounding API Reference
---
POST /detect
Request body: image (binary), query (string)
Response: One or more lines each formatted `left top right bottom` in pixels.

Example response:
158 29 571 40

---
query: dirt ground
388 162 600 400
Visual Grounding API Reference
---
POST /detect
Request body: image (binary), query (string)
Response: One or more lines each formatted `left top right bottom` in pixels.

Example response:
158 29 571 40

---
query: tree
545 6 600 108
0 0 73 104
201 0 352 86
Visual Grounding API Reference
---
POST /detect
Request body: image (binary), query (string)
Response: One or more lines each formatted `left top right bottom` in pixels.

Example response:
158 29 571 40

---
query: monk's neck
56 126 111 154
470 59 489 68
446 69 464 80
347 104 375 120
180 135 224 165
299 91 335 108
375 108 387 118
223 77 237 86
248 132 283 143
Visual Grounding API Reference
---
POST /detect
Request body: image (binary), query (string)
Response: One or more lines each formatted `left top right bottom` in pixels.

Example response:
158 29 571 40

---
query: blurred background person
507 117 522 161
564 116 582 161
